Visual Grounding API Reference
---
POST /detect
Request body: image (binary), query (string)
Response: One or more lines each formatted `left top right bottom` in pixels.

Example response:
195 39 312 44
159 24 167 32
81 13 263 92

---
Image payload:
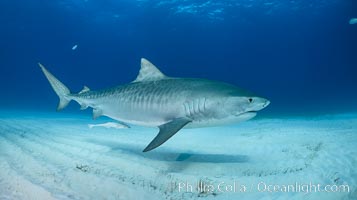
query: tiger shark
39 58 270 152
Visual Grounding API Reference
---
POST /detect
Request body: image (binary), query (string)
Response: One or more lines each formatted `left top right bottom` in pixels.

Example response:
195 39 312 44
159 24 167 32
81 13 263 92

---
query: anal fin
80 103 88 110
143 117 191 152
93 108 102 119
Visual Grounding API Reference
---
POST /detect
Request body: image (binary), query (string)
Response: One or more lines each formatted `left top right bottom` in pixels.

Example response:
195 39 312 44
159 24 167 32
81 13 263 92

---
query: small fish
349 18 357 25
88 122 129 129
72 44 78 50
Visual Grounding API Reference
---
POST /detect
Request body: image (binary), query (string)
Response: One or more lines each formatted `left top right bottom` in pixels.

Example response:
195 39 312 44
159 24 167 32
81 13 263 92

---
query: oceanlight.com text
256 181 349 193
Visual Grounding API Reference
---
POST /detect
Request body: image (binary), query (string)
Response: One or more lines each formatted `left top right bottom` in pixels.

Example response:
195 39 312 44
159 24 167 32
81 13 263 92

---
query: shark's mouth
235 111 257 118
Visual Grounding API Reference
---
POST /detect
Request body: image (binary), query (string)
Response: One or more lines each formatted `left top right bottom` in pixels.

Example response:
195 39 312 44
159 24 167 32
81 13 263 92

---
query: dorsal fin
133 58 167 82
79 86 90 94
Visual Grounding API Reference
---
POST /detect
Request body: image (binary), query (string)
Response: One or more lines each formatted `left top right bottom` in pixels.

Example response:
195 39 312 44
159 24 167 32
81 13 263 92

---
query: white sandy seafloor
0 111 356 200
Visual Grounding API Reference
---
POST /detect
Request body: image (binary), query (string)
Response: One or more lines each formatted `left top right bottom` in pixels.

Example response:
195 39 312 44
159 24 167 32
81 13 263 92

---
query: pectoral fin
143 117 191 152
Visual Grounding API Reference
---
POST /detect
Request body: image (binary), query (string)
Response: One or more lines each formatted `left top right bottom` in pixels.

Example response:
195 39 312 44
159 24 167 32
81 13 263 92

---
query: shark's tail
39 63 72 111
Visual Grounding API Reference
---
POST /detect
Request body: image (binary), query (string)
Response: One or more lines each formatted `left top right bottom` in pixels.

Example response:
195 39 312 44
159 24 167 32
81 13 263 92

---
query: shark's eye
248 98 253 103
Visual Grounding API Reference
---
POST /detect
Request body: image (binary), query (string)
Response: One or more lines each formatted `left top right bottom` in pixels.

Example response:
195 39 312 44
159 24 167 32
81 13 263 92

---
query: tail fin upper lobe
39 63 71 111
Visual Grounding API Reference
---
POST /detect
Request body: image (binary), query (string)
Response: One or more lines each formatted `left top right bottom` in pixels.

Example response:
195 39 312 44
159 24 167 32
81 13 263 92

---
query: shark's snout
263 99 270 108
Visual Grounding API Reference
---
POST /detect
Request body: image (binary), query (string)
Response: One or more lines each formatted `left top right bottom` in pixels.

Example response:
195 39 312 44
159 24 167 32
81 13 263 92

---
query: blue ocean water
1 2 357 199
0 0 357 115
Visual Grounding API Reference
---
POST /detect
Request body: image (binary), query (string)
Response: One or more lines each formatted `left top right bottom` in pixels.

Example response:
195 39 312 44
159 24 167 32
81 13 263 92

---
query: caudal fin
39 63 71 111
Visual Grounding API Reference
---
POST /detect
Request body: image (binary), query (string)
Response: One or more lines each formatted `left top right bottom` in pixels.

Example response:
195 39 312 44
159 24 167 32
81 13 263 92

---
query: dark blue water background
0 0 357 116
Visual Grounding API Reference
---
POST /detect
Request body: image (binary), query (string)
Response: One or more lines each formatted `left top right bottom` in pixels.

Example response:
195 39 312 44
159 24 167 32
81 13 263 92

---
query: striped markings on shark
39 58 270 152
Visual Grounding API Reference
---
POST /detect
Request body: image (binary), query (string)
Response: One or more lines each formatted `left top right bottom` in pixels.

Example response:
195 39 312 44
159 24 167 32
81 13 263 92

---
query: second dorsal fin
79 86 90 94
133 58 167 82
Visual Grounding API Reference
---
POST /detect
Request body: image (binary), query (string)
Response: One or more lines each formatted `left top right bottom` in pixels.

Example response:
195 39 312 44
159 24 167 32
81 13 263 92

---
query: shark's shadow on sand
87 139 249 172
144 152 249 163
